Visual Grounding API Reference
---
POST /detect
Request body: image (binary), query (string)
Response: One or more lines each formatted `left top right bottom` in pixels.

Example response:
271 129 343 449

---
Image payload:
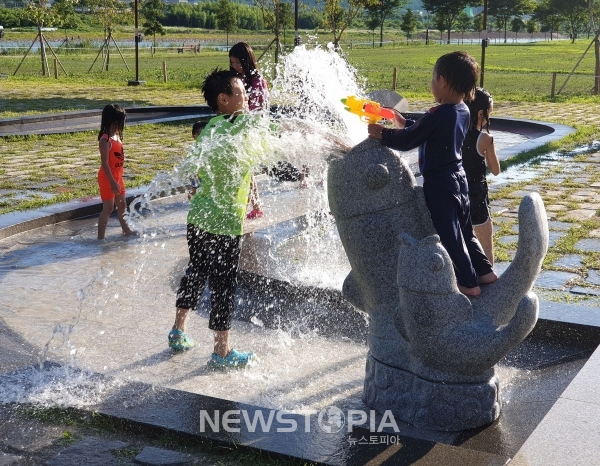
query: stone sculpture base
363 353 501 431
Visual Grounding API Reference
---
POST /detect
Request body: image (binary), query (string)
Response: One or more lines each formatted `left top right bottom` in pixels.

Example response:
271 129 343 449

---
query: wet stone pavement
0 402 248 466
1 141 600 464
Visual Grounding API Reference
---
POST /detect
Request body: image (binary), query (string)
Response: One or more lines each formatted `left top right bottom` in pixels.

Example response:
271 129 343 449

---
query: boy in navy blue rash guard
368 51 498 297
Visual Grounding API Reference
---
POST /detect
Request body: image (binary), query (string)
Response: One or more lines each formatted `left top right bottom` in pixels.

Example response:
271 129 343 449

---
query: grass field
1 37 600 214
2 36 600 106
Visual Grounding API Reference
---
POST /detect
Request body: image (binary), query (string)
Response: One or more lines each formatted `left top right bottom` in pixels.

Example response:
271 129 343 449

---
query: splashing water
0 44 550 413
0 363 123 407
269 44 369 145
0 44 374 410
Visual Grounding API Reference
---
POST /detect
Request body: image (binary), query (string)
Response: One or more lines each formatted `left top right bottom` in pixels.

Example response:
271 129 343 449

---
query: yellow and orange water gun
341 96 396 124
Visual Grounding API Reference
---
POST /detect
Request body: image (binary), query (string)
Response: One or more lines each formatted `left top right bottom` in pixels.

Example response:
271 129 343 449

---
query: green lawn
1 38 600 214
1 38 599 107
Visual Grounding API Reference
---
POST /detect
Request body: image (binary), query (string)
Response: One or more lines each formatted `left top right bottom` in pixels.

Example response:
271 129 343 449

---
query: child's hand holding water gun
341 96 406 139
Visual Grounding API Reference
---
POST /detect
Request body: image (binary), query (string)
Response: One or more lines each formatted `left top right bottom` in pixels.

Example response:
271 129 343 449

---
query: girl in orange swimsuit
97 104 137 240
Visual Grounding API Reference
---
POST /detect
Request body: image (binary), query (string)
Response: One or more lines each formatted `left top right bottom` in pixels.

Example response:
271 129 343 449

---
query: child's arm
367 109 407 139
99 137 121 194
479 133 500 176
389 109 407 129
367 123 385 140
250 76 269 110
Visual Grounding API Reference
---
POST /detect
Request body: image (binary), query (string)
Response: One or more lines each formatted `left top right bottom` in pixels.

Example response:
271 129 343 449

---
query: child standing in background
462 88 500 265
368 51 497 297
229 42 270 112
192 120 207 141
97 104 137 240
229 41 269 219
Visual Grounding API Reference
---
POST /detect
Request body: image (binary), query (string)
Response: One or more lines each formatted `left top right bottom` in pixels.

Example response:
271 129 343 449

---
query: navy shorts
468 180 491 226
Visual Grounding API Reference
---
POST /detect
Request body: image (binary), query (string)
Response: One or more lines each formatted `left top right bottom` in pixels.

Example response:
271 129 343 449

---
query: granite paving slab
579 203 600 210
564 209 598 221
497 235 518 245
548 230 567 247
575 238 600 252
543 178 566 184
553 254 582 269
543 190 566 197
509 190 536 198
535 271 580 290
570 286 600 296
585 270 600 286
548 221 577 231
544 204 568 212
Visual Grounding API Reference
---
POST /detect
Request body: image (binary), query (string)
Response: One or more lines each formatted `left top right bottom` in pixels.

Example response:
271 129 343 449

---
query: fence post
53 58 58 79
393 66 397 91
550 72 556 98
162 61 167 83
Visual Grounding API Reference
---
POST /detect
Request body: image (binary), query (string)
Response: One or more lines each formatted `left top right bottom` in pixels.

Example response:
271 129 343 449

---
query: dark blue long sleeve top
381 103 471 178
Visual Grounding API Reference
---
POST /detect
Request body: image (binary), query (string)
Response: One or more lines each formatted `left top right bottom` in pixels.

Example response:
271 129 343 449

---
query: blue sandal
168 328 195 351
207 349 257 369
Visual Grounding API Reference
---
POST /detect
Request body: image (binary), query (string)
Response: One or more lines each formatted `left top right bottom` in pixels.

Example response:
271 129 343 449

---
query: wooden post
53 58 58 79
393 66 397 91
551 72 557 98
162 61 167 83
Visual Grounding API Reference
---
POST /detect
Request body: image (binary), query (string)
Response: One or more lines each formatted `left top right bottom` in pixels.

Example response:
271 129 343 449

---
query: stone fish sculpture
328 138 548 431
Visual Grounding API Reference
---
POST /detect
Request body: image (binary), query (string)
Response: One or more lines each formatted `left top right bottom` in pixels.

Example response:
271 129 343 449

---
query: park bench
177 43 201 53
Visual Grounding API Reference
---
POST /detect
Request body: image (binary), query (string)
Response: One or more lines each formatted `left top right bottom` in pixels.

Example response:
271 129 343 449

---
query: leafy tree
526 17 538 38
87 0 132 33
141 0 165 48
364 0 406 47
549 0 587 42
298 8 323 28
472 12 483 38
422 0 478 44
0 7 22 27
400 8 417 43
510 16 525 39
86 0 132 71
533 0 562 40
253 0 275 30
320 0 371 47
51 0 79 38
21 0 56 75
433 11 447 42
216 0 237 46
278 0 293 43
455 11 471 43
364 9 380 47
488 0 534 43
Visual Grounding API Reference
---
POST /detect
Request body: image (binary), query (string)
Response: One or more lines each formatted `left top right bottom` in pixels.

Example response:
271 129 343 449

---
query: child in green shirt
168 69 276 369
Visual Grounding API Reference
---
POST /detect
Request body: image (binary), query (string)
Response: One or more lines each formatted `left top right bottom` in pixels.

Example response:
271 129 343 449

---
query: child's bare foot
479 271 498 285
458 284 481 297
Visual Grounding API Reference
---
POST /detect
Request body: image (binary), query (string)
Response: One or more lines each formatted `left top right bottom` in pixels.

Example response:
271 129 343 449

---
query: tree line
0 0 596 48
